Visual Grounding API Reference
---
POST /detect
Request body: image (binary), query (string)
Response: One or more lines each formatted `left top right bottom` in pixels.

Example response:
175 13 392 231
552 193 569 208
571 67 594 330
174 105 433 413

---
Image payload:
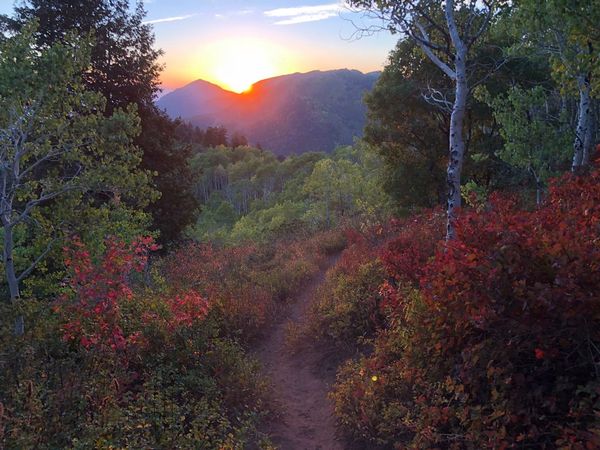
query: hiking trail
255 256 348 450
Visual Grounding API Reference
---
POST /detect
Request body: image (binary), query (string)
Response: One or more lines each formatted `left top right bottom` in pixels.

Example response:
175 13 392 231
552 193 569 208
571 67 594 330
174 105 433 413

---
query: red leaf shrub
332 169 600 449
379 210 445 287
58 236 154 351
306 223 406 346
1 236 266 448
161 233 336 340
57 236 210 351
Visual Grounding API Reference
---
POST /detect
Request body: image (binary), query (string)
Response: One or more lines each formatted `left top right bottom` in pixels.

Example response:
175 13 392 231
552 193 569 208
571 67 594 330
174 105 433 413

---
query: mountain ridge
157 69 380 155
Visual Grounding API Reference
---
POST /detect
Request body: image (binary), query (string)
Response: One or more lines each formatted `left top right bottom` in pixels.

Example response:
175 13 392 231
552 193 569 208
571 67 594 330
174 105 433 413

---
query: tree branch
422 84 454 113
415 21 456 79
13 182 82 226
444 0 467 55
17 238 57 282
467 1 495 48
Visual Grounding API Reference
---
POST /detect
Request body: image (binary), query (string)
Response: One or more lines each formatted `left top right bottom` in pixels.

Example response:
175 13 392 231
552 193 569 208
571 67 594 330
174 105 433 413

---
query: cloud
142 14 195 25
211 9 254 21
264 3 344 25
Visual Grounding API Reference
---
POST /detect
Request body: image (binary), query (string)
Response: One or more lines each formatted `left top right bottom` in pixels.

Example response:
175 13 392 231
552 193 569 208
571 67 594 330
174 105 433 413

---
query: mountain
156 79 239 121
157 69 380 155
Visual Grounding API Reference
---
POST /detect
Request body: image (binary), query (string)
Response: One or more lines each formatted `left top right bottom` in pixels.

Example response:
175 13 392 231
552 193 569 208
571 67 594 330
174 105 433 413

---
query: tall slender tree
348 0 504 239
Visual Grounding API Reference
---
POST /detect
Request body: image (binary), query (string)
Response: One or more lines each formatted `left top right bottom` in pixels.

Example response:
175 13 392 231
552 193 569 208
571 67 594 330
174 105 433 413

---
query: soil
255 256 352 450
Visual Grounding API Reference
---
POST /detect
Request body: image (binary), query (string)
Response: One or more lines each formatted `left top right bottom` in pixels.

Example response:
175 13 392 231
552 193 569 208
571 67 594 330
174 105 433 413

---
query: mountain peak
186 78 234 92
157 69 380 155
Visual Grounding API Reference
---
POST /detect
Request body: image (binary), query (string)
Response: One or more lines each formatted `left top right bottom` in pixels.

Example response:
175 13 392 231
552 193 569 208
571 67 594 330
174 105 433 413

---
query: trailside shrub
309 219 443 348
310 229 348 255
379 210 446 288
312 260 386 345
310 234 386 346
0 237 269 449
161 232 340 341
161 243 274 339
331 169 600 449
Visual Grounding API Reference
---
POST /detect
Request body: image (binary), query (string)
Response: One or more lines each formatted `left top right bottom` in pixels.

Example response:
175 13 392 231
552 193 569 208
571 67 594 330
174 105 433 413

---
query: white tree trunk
442 0 469 241
573 75 591 171
446 49 468 241
582 100 595 166
2 219 24 335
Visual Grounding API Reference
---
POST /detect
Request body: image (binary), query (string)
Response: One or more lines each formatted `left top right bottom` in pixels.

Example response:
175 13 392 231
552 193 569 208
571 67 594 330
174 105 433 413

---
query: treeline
175 122 249 149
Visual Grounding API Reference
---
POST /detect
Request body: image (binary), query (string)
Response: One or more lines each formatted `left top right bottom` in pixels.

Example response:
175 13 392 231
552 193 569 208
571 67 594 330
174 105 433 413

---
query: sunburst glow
203 38 285 93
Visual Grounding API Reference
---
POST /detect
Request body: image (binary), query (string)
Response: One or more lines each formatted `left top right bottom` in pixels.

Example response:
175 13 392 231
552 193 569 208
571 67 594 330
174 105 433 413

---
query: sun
207 39 281 93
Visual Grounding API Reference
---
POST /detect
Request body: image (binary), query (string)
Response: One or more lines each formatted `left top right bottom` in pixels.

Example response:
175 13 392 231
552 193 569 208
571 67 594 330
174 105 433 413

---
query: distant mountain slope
156 79 238 121
157 69 380 155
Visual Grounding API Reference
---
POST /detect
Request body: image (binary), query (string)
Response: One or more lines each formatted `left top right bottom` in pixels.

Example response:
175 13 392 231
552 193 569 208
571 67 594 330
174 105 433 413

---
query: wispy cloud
264 3 344 25
143 14 195 25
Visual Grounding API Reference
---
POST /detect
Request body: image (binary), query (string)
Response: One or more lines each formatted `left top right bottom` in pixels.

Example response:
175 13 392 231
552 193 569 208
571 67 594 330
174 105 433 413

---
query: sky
0 1 398 93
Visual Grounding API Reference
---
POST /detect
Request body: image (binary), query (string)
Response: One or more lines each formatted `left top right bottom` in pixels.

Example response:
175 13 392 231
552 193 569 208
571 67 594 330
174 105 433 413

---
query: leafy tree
0 25 153 332
515 0 600 170
364 11 558 208
230 200 306 243
303 159 360 226
2 0 198 243
364 39 451 208
3 0 161 112
138 112 198 245
348 0 505 239
186 192 237 243
481 85 571 203
303 145 392 228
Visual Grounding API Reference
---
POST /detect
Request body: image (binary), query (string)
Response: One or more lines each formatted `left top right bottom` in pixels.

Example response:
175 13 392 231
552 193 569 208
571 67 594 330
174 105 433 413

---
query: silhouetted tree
231 131 249 148
204 126 228 147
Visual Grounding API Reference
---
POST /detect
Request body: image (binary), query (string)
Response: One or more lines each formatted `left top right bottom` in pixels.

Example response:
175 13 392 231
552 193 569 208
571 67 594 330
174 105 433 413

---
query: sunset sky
0 1 398 93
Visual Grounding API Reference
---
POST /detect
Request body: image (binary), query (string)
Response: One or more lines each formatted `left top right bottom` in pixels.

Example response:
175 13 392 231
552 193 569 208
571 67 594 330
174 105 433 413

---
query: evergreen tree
203 126 229 147
231 131 249 148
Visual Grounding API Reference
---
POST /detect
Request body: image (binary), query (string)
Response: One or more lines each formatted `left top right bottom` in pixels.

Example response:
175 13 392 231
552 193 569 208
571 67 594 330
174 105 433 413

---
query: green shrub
0 238 270 449
312 260 385 346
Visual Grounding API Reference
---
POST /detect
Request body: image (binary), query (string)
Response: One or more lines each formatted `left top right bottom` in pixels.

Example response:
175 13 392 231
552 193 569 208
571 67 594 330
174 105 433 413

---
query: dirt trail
255 256 346 450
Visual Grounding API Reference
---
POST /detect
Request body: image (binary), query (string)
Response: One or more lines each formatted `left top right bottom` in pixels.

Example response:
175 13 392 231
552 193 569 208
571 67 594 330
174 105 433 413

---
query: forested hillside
0 0 599 449
158 69 380 155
